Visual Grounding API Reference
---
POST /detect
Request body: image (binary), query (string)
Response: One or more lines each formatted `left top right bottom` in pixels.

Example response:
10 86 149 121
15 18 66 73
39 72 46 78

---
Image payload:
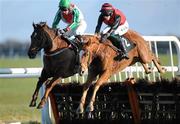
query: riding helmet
59 0 70 10
100 3 114 16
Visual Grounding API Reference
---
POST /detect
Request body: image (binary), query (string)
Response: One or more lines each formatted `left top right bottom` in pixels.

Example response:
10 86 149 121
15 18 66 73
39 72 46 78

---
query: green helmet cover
59 0 70 8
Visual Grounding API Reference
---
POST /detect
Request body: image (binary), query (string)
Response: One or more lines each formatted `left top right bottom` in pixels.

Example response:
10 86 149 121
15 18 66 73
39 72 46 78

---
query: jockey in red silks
95 3 129 59
52 0 87 51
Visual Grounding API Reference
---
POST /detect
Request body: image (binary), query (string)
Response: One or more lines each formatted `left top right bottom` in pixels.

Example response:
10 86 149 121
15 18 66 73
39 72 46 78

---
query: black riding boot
73 35 84 73
119 37 129 59
75 35 84 50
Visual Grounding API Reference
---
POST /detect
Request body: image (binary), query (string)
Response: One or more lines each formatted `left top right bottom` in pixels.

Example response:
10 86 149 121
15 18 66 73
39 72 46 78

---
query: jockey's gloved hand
100 33 110 42
59 29 66 35
59 28 69 38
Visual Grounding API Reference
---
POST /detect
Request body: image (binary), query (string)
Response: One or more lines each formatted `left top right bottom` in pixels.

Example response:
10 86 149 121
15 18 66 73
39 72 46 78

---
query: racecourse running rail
0 36 180 124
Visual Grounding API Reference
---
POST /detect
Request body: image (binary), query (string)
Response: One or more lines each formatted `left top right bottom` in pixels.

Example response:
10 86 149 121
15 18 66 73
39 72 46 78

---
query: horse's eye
85 52 89 57
34 32 37 37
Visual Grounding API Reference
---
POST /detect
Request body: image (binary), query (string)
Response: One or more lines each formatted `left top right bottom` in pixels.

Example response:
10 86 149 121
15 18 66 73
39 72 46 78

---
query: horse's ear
41 22 46 28
39 22 47 28
55 29 59 36
87 40 91 46
83 39 91 46
33 22 37 29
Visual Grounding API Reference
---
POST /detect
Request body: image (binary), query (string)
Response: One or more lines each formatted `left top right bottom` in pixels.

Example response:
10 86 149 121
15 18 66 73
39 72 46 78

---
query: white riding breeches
102 21 129 36
66 20 87 38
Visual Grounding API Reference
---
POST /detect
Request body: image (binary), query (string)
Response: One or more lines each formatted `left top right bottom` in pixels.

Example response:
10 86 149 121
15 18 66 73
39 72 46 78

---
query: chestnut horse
28 22 83 109
76 30 166 113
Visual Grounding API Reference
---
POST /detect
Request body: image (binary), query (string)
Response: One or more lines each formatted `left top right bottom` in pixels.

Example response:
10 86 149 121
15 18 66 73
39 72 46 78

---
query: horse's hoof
159 67 167 74
37 103 44 109
87 112 94 119
145 70 152 74
37 100 46 109
29 101 36 107
145 67 153 74
76 105 84 114
86 104 94 112
161 67 167 73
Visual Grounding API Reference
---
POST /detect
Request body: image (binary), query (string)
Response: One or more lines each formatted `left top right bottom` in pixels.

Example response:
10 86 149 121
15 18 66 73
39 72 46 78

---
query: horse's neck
43 26 68 52
50 37 69 52
90 43 101 55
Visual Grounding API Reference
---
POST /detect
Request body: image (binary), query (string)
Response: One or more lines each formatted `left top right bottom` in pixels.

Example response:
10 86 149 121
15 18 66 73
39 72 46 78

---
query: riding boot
75 35 84 51
118 37 129 59
73 35 84 73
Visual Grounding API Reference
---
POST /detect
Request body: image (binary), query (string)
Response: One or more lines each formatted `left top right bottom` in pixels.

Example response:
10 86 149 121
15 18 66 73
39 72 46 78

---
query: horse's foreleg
37 77 61 109
86 71 110 112
76 72 98 114
76 81 92 114
29 77 48 107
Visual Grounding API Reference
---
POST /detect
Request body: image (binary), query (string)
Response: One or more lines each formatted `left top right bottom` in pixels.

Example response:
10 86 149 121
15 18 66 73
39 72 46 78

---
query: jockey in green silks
52 0 87 50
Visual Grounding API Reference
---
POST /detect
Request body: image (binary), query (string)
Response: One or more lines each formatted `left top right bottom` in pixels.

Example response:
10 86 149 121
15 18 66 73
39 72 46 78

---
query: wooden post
125 78 141 124
49 92 60 124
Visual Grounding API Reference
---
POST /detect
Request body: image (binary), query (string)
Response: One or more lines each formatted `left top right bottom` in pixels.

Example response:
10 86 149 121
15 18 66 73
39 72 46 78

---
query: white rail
0 66 179 79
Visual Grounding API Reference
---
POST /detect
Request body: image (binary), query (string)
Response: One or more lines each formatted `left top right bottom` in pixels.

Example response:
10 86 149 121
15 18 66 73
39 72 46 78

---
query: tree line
0 37 179 58
0 39 31 58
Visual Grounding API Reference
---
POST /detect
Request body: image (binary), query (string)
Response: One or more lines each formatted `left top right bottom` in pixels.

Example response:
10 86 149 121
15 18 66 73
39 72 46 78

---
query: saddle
61 35 81 53
107 35 136 61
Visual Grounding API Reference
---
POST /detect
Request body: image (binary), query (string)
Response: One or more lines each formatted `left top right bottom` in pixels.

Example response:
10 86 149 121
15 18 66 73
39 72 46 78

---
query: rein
44 48 68 57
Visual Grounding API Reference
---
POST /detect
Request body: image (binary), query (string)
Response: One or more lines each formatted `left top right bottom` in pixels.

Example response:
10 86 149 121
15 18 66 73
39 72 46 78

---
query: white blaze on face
79 50 85 62
79 50 88 75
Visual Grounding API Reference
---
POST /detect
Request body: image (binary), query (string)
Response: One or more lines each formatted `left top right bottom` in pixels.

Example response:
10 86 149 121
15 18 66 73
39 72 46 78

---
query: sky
0 0 180 43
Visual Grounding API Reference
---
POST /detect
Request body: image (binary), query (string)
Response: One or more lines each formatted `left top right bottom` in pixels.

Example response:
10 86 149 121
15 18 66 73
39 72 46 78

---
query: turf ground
0 57 41 123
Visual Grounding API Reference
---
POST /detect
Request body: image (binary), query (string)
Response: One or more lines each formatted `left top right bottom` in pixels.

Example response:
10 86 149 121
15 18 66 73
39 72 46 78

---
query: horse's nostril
79 70 84 76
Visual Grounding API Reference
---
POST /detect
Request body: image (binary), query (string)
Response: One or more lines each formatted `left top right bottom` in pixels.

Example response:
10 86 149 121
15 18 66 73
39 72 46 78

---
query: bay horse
76 30 166 113
28 22 82 109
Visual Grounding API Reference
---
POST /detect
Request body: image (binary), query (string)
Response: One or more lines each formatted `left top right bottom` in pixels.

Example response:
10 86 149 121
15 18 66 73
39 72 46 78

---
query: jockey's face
62 9 69 15
102 10 112 21
103 15 111 21
60 7 69 15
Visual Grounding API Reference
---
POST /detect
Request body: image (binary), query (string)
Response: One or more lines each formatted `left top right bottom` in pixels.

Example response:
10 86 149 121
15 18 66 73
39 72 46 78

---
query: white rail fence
0 36 180 124
1 36 180 81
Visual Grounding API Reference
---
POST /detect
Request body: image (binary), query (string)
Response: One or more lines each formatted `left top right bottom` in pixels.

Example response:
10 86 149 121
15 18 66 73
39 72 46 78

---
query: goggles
102 11 112 16
60 7 68 11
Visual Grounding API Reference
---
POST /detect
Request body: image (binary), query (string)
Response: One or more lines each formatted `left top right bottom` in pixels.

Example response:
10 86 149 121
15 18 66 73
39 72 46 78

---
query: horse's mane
33 22 70 52
36 22 58 37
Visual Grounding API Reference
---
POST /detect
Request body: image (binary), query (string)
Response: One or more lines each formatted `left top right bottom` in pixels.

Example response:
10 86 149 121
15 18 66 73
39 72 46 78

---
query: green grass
0 57 42 123
0 57 41 68
0 54 178 123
